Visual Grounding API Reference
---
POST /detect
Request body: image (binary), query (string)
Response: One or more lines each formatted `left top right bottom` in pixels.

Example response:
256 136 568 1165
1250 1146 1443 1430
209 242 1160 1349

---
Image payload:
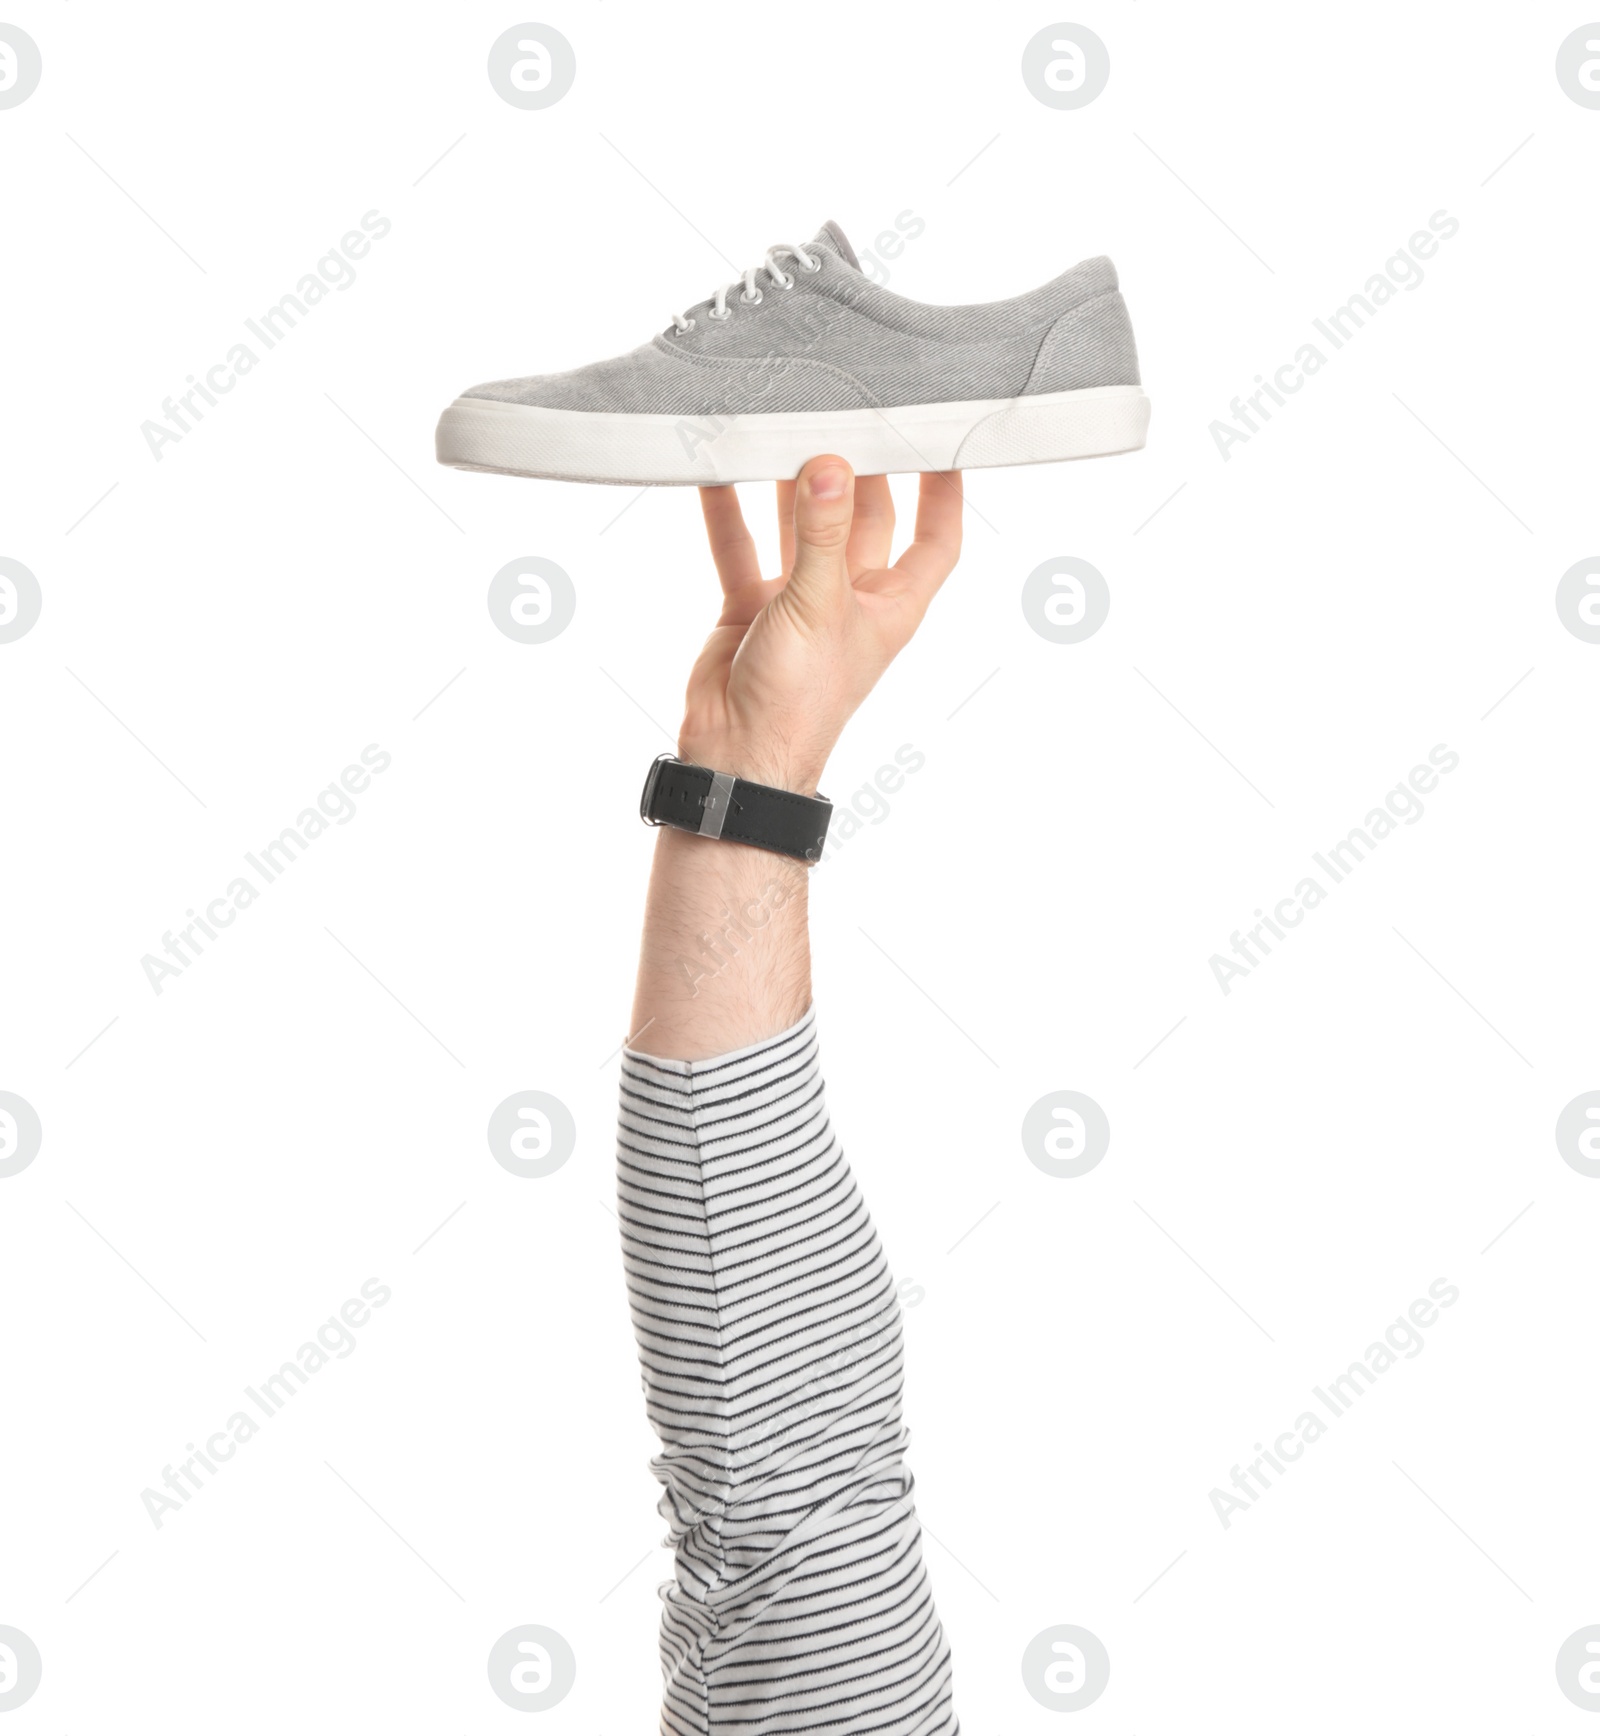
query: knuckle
803 516 852 551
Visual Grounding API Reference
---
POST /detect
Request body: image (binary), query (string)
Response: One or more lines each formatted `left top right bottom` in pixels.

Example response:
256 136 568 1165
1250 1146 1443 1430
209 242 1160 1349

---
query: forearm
628 826 812 1061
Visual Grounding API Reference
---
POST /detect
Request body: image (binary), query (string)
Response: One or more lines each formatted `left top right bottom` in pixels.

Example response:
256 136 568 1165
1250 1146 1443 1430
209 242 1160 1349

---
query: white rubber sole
434 384 1149 486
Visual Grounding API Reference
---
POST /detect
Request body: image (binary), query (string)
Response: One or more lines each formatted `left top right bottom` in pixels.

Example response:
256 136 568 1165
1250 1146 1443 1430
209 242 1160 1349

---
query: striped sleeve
617 1007 959 1736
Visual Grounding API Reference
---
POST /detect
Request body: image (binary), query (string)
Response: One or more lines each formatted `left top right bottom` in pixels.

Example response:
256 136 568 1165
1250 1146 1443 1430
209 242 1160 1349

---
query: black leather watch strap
640 754 831 863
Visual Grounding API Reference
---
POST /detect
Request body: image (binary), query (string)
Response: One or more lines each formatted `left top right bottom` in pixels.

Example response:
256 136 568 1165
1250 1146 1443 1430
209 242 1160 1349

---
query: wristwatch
639 753 832 864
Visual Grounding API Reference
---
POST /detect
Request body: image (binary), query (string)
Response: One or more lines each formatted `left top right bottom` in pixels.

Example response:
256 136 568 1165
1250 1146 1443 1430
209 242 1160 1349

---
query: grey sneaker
436 221 1148 486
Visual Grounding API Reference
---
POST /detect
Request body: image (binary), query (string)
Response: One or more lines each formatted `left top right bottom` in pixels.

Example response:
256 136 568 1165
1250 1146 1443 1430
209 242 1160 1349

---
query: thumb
786 456 855 607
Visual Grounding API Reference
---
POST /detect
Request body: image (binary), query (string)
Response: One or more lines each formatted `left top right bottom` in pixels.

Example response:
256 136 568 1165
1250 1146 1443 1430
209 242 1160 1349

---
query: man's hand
679 457 964 794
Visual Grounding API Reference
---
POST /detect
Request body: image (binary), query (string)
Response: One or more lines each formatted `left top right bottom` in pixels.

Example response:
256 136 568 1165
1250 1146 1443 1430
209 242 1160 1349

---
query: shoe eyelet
674 318 696 334
771 271 794 290
707 307 731 322
740 287 763 306
799 253 822 273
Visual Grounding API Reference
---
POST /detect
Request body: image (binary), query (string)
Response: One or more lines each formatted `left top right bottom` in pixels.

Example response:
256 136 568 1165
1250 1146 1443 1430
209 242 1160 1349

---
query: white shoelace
669 242 822 335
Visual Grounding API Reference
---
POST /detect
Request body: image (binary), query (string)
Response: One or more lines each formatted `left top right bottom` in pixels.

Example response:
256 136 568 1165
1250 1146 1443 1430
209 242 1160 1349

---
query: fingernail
808 464 847 501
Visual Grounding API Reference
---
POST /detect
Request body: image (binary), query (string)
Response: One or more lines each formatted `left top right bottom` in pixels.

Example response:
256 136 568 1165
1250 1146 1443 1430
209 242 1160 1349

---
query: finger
775 479 798 574
846 473 895 577
684 622 745 715
891 470 963 604
785 456 855 610
698 485 762 597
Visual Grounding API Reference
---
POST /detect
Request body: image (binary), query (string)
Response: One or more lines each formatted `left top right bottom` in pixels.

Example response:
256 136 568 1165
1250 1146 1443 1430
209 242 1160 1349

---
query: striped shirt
618 1008 959 1734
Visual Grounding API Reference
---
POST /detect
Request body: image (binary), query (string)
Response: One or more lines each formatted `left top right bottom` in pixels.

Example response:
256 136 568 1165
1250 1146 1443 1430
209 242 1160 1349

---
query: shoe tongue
810 220 860 271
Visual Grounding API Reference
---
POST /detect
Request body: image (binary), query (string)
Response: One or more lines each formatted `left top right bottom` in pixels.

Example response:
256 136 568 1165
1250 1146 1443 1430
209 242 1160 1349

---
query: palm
682 471 962 764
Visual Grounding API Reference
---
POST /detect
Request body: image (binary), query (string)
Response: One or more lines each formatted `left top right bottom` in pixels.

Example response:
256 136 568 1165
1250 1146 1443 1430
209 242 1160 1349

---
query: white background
3 2 1598 1729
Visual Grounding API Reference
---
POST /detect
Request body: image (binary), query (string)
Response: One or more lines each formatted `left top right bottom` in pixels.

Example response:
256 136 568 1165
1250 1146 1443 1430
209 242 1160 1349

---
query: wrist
676 733 831 797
